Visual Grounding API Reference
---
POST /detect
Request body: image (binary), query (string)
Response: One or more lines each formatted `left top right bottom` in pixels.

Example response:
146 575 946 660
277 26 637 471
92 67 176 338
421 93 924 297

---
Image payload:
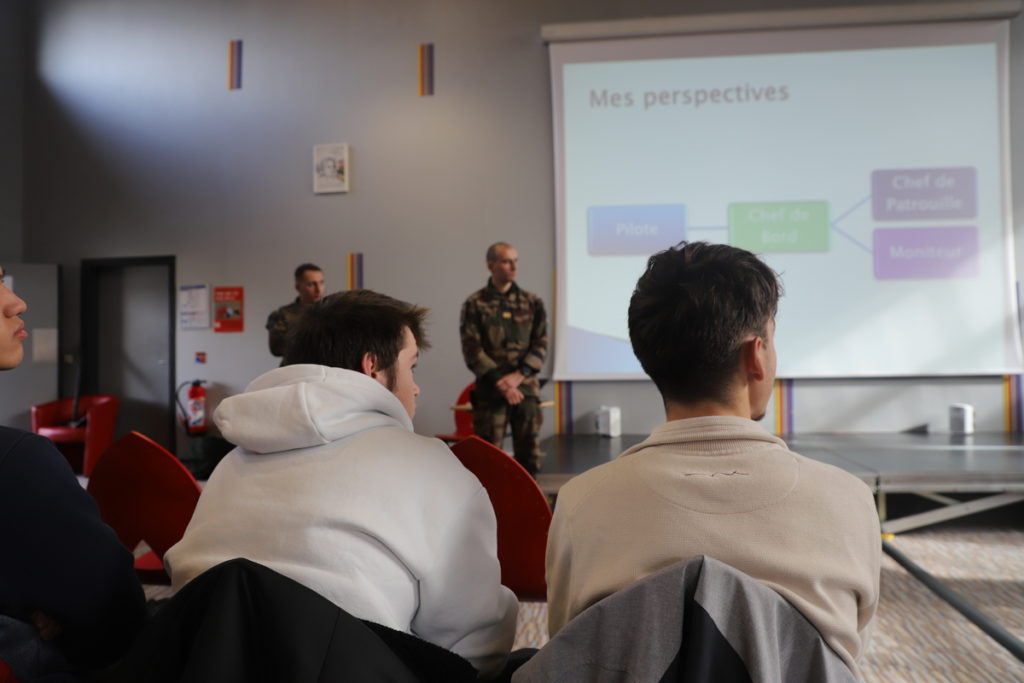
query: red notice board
213 286 244 333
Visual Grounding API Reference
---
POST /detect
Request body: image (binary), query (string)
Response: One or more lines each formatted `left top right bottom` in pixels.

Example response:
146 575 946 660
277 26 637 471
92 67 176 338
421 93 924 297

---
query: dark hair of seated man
282 289 430 388
628 240 781 406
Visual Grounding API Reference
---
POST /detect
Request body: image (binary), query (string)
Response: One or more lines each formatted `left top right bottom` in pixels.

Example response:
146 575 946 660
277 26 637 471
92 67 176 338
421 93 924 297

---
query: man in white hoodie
165 290 518 678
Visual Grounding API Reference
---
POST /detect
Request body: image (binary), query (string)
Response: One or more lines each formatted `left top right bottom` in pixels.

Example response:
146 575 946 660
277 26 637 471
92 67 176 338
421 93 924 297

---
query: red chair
436 382 476 444
31 394 119 477
87 431 202 584
451 435 552 601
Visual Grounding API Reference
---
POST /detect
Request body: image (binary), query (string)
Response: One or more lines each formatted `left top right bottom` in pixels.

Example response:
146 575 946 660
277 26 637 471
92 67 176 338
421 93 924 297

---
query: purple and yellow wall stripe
418 43 434 96
1003 374 1022 433
554 381 573 435
347 253 364 290
228 40 243 90
773 379 794 436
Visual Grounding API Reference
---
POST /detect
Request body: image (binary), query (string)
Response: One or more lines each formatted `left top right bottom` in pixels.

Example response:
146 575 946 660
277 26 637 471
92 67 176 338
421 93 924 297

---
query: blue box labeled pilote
586 204 686 256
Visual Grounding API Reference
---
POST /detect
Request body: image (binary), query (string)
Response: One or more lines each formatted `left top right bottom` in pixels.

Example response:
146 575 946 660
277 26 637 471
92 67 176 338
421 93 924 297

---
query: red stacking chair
31 394 119 476
451 436 552 601
87 431 203 584
436 382 476 444
0 660 18 683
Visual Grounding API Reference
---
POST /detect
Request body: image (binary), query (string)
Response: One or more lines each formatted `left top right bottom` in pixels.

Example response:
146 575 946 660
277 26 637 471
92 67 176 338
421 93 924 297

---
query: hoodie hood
214 364 413 454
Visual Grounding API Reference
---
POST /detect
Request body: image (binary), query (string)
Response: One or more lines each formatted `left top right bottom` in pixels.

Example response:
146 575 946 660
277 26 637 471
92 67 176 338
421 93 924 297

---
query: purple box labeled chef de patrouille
873 226 979 279
871 167 976 221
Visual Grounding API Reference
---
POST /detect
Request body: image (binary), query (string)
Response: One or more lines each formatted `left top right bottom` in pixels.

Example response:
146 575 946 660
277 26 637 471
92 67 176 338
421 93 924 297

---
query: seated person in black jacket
0 266 147 678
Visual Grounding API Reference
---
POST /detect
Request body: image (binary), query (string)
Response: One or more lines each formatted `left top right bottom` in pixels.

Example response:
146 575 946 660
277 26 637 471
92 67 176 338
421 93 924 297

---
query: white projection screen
549 19 1022 380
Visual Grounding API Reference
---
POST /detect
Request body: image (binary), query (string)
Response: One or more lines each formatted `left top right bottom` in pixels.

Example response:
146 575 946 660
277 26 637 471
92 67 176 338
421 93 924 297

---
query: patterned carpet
862 528 1024 682
512 524 1024 681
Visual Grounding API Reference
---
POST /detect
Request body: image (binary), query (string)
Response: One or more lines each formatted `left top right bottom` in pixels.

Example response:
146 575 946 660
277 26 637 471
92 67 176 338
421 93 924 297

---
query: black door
81 256 176 452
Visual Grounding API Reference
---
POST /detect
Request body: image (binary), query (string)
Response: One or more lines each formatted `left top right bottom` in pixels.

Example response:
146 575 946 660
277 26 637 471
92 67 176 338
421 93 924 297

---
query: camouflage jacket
265 298 312 357
460 280 547 398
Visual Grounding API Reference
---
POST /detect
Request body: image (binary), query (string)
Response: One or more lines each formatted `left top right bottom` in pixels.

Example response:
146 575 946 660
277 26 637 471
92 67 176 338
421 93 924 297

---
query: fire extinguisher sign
213 286 244 333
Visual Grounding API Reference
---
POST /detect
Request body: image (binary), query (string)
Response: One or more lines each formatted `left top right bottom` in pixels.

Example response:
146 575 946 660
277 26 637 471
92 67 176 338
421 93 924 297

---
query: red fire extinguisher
177 379 208 436
187 380 207 435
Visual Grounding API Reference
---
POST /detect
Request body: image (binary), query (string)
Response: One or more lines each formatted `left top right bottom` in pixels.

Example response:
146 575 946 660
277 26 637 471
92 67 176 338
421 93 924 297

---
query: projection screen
549 19 1021 380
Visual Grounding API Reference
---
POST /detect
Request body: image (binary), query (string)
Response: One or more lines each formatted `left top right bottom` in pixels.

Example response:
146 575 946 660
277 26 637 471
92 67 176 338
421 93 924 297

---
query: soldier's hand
496 371 525 393
504 386 525 405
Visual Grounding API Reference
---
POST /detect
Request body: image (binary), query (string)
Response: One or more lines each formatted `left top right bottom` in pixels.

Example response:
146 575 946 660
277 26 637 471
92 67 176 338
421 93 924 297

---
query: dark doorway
81 256 175 453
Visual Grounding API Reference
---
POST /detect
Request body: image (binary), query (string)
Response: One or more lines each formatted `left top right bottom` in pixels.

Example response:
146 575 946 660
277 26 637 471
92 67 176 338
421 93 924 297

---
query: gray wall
17 0 1024 451
1 0 25 263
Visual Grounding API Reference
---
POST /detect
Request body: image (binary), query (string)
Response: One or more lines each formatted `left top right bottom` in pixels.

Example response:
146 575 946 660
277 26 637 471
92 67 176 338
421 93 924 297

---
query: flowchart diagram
556 28 1014 378
585 166 980 280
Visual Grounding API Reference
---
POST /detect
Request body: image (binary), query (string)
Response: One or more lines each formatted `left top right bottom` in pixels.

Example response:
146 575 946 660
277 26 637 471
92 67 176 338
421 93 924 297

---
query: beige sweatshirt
546 416 880 677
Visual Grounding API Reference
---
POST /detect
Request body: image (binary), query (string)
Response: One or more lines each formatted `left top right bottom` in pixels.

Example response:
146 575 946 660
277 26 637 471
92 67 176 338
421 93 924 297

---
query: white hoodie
164 364 518 676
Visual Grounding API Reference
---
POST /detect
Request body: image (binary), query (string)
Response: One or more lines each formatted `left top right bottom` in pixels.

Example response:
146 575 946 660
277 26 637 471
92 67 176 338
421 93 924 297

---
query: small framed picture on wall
313 143 349 194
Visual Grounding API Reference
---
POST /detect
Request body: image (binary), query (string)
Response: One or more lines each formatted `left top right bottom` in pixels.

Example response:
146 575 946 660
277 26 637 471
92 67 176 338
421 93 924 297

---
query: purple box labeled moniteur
873 226 978 279
872 167 976 221
587 204 686 256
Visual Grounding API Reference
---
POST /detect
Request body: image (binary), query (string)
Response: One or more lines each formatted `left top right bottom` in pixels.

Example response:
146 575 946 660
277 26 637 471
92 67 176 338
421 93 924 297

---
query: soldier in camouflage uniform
460 242 547 475
266 263 326 358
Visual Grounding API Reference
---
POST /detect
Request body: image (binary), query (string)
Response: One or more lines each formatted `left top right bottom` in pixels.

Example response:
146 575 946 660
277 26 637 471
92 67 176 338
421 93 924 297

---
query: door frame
81 255 176 451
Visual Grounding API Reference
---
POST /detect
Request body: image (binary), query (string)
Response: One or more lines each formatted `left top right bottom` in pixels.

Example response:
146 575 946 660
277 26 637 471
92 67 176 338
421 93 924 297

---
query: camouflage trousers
471 394 544 476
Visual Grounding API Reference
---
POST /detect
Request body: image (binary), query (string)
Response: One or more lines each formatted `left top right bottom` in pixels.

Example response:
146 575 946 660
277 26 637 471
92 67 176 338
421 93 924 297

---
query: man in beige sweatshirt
545 241 880 677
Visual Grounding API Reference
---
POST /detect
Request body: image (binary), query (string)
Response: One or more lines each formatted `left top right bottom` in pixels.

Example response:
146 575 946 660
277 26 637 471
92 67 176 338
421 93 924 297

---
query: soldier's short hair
294 263 322 281
628 241 781 405
485 242 512 264
283 289 430 389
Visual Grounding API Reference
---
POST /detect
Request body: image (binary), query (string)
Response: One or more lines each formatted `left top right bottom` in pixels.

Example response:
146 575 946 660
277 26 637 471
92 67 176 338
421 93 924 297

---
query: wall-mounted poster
179 284 210 329
213 286 244 333
314 143 349 194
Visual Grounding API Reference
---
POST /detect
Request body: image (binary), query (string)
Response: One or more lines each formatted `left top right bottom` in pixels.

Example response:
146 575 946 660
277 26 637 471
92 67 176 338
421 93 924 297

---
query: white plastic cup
949 403 975 434
596 406 622 438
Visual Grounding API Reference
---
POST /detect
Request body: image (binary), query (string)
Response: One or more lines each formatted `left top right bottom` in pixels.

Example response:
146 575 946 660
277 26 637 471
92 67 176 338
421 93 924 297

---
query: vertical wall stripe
785 379 795 434
1004 374 1019 433
228 40 243 90
1003 375 1011 432
554 382 563 434
347 253 363 290
555 381 573 435
418 43 434 96
773 379 791 436
553 382 561 433
1011 374 1019 432
773 381 782 435
565 381 573 434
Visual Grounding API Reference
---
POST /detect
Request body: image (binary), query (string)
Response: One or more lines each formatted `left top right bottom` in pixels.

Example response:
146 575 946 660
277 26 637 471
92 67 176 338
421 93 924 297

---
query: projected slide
550 21 1021 379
